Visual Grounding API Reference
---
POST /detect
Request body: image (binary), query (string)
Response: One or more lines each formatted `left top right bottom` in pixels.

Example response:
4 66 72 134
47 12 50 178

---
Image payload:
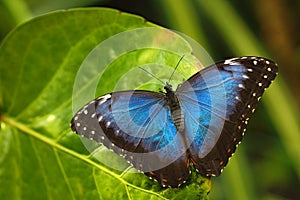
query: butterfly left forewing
176 56 278 176
71 90 190 187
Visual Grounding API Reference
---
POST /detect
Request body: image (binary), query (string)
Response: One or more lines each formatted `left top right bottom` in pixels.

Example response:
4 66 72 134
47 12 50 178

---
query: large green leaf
0 8 210 199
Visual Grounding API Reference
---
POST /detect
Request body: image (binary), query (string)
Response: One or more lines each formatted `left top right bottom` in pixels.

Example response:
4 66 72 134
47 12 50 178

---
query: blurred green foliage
1 0 300 199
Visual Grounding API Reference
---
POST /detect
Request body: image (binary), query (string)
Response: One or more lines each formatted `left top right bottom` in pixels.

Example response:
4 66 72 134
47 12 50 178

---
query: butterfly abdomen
171 108 185 133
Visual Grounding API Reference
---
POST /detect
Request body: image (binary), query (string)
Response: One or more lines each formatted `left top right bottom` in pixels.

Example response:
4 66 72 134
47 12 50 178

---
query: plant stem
2 0 32 25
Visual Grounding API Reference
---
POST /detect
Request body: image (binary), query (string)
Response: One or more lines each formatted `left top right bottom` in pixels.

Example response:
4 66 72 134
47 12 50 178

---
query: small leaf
0 8 210 199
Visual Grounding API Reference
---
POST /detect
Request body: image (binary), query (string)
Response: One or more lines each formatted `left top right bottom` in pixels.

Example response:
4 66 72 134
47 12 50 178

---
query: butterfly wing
176 56 278 176
71 90 190 187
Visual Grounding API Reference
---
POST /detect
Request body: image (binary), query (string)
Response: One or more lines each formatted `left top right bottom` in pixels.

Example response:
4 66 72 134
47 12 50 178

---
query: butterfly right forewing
176 56 278 176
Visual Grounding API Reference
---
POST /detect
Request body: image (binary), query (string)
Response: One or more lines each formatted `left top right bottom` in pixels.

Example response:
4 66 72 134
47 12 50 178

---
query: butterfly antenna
168 55 185 83
138 67 165 85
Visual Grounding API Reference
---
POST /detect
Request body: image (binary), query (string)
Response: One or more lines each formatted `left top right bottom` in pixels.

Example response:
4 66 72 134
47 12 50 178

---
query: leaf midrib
1 115 168 199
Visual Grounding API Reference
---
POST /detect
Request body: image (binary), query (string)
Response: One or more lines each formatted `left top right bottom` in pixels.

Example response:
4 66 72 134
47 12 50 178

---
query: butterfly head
164 82 174 93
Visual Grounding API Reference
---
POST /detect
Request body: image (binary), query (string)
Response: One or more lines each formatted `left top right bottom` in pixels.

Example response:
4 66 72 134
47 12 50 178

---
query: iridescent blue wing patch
71 91 190 187
176 56 278 176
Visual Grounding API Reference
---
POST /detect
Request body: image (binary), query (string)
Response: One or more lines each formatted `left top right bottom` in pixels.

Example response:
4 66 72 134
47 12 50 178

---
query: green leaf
0 8 210 199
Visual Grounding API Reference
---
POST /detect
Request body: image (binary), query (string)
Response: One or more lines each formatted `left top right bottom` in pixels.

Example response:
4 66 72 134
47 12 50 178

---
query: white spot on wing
242 75 249 79
98 94 111 105
224 57 240 65
98 99 107 105
98 94 111 100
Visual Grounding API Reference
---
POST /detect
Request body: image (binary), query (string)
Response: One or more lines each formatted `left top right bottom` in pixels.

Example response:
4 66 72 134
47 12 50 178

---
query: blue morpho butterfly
71 56 278 187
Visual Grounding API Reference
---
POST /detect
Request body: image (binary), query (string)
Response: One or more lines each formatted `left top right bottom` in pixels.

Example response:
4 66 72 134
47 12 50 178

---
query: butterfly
71 56 278 187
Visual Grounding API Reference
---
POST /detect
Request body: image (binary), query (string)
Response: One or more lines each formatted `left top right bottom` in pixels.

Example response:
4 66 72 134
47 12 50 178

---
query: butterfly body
164 82 185 133
71 56 278 187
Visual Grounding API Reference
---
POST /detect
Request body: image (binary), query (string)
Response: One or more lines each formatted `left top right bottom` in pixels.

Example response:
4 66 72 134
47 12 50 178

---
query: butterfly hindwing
176 56 278 176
